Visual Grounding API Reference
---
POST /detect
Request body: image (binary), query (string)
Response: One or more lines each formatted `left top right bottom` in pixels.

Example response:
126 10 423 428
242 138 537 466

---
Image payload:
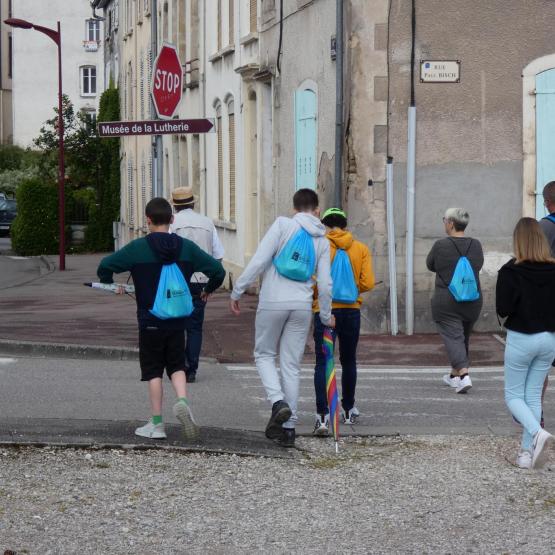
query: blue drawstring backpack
273 227 316 282
331 248 359 303
150 263 194 319
443 239 480 302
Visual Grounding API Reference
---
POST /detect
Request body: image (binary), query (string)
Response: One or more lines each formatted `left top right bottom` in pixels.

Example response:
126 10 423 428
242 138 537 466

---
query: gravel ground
1 435 554 554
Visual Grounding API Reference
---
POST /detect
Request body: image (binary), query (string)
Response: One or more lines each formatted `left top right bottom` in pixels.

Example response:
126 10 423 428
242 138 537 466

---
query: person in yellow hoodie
312 208 375 435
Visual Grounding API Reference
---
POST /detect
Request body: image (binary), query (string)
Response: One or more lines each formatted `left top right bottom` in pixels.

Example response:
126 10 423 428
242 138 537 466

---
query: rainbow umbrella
323 327 340 452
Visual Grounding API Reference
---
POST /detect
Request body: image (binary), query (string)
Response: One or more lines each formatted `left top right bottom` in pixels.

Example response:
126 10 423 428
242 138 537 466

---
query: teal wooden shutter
295 88 317 190
536 69 555 219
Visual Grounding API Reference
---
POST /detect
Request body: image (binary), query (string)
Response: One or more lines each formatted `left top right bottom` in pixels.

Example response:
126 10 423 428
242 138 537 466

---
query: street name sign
98 118 215 137
152 43 183 119
420 60 460 83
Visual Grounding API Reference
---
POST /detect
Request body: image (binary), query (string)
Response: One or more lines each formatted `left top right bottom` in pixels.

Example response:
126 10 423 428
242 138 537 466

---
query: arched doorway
522 55 555 219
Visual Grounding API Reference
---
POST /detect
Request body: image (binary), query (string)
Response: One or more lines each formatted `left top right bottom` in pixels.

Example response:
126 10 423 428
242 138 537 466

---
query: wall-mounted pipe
334 0 344 208
386 156 398 335
405 0 417 335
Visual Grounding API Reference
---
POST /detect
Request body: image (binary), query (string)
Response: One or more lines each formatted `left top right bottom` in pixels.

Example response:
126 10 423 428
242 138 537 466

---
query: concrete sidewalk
0 253 505 365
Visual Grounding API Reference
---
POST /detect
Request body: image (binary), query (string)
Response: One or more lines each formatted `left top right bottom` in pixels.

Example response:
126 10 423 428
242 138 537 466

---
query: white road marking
0 358 16 365
226 365 504 375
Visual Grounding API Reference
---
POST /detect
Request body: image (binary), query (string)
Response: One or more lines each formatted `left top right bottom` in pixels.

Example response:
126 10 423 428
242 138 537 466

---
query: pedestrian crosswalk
224 364 544 433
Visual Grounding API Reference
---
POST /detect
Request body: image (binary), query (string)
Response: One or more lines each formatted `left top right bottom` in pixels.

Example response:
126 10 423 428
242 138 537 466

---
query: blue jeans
504 330 555 451
185 283 207 375
313 309 361 415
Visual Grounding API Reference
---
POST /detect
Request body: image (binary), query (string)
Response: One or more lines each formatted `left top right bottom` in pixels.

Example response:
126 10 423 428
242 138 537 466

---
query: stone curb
0 338 217 363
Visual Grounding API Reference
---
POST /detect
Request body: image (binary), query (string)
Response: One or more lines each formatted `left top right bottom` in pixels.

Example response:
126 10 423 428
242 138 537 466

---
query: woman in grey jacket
426 208 484 394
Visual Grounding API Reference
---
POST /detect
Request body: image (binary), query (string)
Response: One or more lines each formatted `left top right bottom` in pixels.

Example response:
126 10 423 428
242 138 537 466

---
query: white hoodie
231 213 333 325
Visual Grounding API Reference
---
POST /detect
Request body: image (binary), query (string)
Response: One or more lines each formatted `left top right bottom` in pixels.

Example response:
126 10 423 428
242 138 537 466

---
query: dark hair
175 202 194 213
322 213 347 229
543 181 555 205
293 188 319 211
145 197 172 225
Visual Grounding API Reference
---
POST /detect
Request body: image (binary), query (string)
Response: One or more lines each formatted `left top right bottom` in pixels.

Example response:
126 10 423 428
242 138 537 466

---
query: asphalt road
0 235 11 252
0 353 538 438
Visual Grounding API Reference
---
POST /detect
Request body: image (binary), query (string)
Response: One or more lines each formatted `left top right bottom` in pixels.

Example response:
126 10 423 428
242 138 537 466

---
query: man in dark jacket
97 198 225 440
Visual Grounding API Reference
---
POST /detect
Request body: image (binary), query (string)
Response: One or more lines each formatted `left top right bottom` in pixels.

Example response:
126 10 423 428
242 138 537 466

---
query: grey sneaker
532 428 554 469
443 374 461 388
342 407 360 424
265 400 292 439
135 419 167 439
173 400 200 440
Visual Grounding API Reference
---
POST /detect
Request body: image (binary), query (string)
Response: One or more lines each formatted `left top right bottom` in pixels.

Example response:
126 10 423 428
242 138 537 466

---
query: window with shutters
171 0 178 44
139 54 145 119
147 49 153 117
178 0 186 62
228 100 236 222
294 87 318 190
128 62 134 119
228 0 234 45
250 0 257 33
148 154 153 200
217 0 222 51
141 158 147 228
216 104 224 220
80 66 97 96
128 158 135 228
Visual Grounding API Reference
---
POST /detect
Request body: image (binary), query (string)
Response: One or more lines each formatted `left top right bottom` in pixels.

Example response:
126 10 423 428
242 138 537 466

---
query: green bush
0 145 25 171
11 177 61 256
85 86 121 252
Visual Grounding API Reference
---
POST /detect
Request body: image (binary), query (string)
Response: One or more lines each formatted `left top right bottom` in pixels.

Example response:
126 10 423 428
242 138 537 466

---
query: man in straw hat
170 186 225 383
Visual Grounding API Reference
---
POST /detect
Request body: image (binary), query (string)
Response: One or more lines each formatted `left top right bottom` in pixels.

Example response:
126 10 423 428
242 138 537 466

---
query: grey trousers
254 309 312 429
435 318 475 371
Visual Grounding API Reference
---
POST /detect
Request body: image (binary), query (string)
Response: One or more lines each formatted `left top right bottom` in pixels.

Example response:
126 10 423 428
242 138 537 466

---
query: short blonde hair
444 208 469 232
513 217 555 264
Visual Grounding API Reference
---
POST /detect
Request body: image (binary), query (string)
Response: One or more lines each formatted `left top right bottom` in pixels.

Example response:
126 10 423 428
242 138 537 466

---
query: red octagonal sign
151 44 183 119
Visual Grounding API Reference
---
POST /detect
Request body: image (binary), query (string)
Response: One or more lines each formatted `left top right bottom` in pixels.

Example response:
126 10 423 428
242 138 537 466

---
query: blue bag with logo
331 249 359 303
273 228 316 282
150 263 194 319
445 239 480 302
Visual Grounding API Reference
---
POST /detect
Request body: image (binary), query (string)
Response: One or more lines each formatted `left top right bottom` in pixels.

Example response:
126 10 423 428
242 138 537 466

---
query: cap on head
171 186 194 207
322 207 347 220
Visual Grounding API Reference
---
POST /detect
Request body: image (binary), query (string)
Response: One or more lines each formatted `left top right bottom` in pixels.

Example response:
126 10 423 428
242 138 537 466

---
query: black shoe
265 400 292 439
278 428 296 448
186 372 196 383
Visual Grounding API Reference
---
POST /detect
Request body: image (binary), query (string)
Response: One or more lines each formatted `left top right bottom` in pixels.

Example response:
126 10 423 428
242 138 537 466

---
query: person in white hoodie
229 189 334 447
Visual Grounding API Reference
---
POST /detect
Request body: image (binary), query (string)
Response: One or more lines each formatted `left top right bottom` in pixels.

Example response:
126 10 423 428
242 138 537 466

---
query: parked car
0 198 17 235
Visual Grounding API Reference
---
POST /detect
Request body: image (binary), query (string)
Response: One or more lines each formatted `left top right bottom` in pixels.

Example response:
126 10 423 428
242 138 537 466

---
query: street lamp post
4 18 65 270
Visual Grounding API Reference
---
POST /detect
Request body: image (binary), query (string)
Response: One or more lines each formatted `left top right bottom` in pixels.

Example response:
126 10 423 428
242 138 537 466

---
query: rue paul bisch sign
98 118 216 137
420 60 460 83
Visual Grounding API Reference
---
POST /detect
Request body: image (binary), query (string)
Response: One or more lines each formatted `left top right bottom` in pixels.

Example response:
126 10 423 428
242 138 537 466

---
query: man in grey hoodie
230 189 334 447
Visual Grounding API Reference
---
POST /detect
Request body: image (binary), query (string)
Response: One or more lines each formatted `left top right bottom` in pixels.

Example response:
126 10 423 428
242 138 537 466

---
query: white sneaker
313 414 330 437
173 400 200 440
135 419 167 439
456 375 472 394
443 374 461 388
516 450 532 469
532 428 554 469
342 407 360 424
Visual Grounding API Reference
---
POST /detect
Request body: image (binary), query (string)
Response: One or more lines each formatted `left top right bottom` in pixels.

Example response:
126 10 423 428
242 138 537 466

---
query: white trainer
173 400 200 440
135 419 167 439
516 450 532 469
313 414 330 437
443 374 461 388
342 407 360 425
532 428 554 469
456 374 472 394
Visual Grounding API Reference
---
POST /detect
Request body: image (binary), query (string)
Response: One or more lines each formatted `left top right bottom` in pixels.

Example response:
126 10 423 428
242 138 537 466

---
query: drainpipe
405 0 417 335
151 0 163 198
334 0 344 208
201 0 207 214
386 156 398 335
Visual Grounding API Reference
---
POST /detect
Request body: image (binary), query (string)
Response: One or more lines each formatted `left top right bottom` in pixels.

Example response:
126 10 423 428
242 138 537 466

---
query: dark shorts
139 328 186 381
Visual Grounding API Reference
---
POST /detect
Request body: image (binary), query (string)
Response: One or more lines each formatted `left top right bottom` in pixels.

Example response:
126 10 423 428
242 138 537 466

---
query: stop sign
151 44 183 119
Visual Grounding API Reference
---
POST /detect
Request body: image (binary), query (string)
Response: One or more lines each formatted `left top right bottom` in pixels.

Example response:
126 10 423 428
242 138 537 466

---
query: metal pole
334 0 344 208
151 0 163 198
386 156 398 335
405 106 416 335
57 21 65 270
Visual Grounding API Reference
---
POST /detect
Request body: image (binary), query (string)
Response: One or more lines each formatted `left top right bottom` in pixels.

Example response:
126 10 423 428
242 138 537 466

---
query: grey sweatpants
254 309 312 429
435 318 475 371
